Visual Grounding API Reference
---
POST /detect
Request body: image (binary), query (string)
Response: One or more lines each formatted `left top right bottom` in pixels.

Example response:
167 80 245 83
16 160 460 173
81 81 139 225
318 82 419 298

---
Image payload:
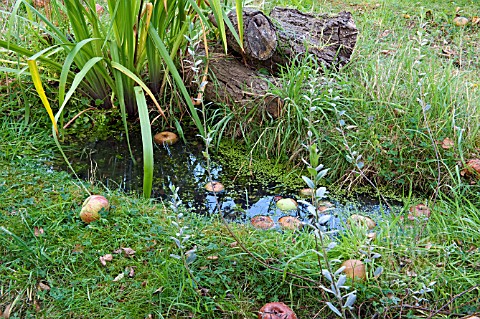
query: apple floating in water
275 198 298 211
79 195 109 223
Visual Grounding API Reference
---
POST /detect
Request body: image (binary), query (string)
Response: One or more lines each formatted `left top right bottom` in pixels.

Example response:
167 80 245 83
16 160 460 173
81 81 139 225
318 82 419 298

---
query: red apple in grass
80 195 109 223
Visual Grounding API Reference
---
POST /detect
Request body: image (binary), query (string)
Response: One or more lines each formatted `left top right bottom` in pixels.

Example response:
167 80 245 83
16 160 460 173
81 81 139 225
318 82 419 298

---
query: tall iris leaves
2 0 244 197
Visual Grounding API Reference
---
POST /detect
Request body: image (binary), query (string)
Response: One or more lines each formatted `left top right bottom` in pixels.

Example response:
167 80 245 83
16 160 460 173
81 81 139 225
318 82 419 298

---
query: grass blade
134 86 154 199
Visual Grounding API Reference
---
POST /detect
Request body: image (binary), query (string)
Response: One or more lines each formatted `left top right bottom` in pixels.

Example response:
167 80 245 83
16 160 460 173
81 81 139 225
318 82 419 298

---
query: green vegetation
1 0 479 318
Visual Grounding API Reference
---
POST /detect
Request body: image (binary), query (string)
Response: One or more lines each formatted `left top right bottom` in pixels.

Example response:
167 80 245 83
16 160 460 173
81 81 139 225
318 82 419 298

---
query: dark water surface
56 134 401 229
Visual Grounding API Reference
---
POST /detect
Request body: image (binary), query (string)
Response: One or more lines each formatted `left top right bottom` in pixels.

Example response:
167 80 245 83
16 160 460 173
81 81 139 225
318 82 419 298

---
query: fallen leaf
406 270 417 277
153 287 163 294
380 49 395 55
379 29 392 38
127 266 135 278
121 247 136 256
441 137 454 149
72 244 84 254
472 16 480 25
38 282 50 291
113 273 124 282
461 159 480 177
403 14 410 19
207 255 219 260
99 254 113 266
441 47 457 58
34 226 44 237
2 304 11 319
34 299 41 313
229 241 238 247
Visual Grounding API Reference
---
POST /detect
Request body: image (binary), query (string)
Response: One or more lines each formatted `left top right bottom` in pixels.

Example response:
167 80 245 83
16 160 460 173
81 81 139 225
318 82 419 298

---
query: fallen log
225 7 358 71
183 44 283 119
183 7 357 120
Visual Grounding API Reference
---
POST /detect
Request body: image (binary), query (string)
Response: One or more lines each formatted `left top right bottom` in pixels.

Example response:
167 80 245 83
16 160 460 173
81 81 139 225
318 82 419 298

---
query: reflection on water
57 134 400 229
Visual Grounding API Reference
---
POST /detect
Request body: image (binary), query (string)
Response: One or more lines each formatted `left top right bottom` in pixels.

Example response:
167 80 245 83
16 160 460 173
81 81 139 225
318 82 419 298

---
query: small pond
56 133 401 230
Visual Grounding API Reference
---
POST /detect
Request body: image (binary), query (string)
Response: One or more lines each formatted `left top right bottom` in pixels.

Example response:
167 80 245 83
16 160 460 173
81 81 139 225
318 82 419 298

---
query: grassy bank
1 119 479 318
213 0 480 193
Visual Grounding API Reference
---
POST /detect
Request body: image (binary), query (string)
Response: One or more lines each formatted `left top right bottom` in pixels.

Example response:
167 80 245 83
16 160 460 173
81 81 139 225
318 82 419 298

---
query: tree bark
184 44 283 120
224 7 358 72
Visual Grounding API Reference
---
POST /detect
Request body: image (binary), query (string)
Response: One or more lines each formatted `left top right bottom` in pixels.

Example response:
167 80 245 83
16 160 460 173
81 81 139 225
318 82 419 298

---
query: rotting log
184 7 357 119
224 7 358 72
183 44 283 120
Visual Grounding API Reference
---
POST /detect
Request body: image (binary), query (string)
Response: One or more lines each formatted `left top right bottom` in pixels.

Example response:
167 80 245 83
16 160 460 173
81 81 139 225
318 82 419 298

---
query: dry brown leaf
128 266 135 278
461 159 480 177
38 282 50 291
34 299 41 313
229 241 238 248
406 270 417 277
121 247 136 256
99 254 113 266
472 16 480 25
2 304 11 319
207 255 219 260
441 137 454 149
441 47 457 58
113 273 124 282
72 244 84 254
379 29 392 38
34 226 44 237
153 287 163 294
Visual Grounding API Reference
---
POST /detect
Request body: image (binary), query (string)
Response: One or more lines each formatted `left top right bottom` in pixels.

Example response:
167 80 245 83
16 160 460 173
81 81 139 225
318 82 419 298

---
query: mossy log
183 7 357 119
225 7 358 71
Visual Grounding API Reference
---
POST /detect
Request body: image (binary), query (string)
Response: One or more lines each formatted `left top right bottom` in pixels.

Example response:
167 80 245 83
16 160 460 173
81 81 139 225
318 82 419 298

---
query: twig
427 284 479 319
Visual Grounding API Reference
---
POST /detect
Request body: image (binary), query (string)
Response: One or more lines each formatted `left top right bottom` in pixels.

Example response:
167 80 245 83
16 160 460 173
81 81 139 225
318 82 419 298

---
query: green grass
1 0 480 318
0 117 479 318
212 0 480 193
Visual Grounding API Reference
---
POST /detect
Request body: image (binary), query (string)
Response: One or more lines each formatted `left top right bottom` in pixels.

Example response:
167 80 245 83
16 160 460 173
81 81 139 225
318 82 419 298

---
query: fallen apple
80 195 109 223
275 198 298 211
251 215 274 230
278 216 302 230
205 181 225 193
349 214 376 230
341 259 366 281
258 302 297 319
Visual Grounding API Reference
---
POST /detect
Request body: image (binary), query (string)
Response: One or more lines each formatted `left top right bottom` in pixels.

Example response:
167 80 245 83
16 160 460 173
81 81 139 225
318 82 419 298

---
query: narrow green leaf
147 25 205 137
210 0 227 53
58 38 99 106
26 59 58 136
134 86 154 199
235 0 244 47
111 62 166 119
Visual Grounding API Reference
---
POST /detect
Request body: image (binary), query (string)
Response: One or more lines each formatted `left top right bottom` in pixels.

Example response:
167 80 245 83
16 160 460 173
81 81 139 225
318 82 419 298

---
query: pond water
56 133 401 230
